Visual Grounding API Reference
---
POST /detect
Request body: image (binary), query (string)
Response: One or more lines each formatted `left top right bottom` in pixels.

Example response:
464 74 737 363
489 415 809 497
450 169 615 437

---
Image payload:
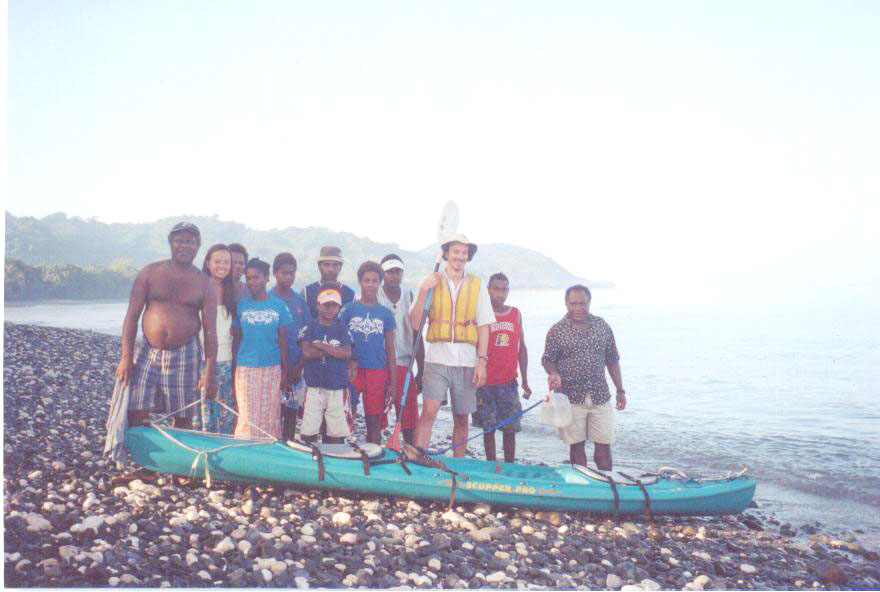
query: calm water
5 284 879 540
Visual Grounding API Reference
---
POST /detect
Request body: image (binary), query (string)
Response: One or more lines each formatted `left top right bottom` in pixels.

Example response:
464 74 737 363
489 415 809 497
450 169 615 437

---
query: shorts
472 379 522 433
394 365 419 430
351 367 388 417
422 363 476 416
559 399 614 445
301 387 351 438
129 336 200 419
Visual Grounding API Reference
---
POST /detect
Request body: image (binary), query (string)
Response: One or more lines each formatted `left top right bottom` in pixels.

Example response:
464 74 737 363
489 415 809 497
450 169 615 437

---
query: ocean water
5 284 879 541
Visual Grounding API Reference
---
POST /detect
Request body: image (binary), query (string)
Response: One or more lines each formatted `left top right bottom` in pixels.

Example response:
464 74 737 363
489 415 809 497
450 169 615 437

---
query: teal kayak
124 426 756 516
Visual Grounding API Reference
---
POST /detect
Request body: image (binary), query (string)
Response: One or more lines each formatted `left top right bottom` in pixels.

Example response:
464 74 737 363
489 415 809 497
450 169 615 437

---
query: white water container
540 392 573 428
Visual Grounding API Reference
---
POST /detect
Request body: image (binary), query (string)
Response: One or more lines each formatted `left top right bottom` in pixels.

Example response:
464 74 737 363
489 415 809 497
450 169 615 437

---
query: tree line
4 259 137 301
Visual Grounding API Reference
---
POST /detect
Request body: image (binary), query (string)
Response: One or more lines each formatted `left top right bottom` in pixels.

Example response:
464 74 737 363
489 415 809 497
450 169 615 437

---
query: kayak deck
125 426 756 516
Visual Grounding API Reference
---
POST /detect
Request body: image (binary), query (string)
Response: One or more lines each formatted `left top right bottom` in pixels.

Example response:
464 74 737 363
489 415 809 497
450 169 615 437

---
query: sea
5 283 879 544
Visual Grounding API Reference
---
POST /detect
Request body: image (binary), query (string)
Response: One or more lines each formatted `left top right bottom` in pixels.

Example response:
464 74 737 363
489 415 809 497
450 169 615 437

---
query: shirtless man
116 223 219 436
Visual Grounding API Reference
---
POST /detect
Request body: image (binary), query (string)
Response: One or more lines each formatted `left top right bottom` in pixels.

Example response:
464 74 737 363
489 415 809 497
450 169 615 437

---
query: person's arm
542 326 562 392
414 331 425 392
198 278 219 399
115 268 149 384
277 326 288 383
301 340 323 360
409 273 442 328
472 324 490 388
518 310 531 398
384 330 397 405
317 342 351 360
231 326 242 397
607 362 626 410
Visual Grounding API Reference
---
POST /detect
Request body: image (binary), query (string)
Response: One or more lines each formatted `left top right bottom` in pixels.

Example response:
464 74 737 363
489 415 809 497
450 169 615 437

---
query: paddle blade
387 423 402 452
437 201 460 244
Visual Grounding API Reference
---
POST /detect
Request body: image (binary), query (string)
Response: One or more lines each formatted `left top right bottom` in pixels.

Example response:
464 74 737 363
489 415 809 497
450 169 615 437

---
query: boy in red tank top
472 273 532 462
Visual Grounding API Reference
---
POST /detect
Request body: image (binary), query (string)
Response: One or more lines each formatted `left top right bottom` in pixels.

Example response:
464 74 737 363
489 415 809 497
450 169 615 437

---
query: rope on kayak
400 442 466 509
432 398 544 456
147 399 279 487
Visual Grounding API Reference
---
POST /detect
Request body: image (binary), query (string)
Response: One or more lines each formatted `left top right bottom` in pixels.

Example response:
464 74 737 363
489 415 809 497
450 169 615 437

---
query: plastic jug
540 392 573 428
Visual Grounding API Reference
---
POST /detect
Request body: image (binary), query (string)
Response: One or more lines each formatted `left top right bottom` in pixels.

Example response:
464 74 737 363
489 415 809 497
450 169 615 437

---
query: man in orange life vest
410 234 495 456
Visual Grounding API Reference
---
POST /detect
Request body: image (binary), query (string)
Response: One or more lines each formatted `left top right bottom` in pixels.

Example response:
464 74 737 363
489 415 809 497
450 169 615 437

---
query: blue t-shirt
269 287 312 366
298 319 352 389
232 296 293 368
305 281 356 319
339 301 396 369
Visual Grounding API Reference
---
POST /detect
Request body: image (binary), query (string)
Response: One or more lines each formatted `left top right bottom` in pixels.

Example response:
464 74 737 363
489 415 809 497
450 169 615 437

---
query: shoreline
4 322 879 589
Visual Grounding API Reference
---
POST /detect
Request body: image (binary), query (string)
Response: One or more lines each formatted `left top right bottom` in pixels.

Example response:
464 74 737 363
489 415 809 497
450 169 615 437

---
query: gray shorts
422 363 476 415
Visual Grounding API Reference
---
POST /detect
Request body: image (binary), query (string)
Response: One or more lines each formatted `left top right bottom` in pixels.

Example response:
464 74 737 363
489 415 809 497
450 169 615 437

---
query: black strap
349 443 370 476
448 474 458 510
636 479 653 520
607 475 620 516
377 448 412 475
309 444 325 482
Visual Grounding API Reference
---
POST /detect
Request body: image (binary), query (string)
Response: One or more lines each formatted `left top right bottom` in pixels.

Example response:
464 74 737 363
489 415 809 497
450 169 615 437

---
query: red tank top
486 306 522 386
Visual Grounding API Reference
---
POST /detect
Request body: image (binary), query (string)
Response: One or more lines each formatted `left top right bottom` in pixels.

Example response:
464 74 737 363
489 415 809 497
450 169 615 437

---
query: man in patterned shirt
541 285 626 470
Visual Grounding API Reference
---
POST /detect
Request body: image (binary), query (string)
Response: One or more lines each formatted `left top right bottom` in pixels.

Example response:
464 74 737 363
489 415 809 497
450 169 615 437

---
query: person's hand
348 363 358 383
547 372 562 392
291 365 303 384
115 359 133 384
384 382 396 413
615 391 627 411
199 370 218 400
521 381 532 399
419 272 442 293
472 361 487 388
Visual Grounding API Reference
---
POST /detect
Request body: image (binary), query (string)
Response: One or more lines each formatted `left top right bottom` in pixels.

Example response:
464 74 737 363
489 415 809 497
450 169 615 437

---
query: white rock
120 574 140 584
128 480 160 496
407 501 423 512
82 494 98 512
696 526 707 540
26 513 52 532
52 461 67 471
71 516 104 534
270 560 288 575
28 470 43 480
214 537 235 554
441 510 462 524
621 586 644 591
299 535 317 545
59 545 78 562
108 576 120 586
692 551 711 561
238 540 252 554
261 568 273 583
558 525 569 534
231 527 247 539
186 553 199 566
601 559 614 569
641 579 662 591
340 533 357 545
694 575 712 588
428 558 442 571
295 575 309 589
301 524 315 536
473 503 491 516
185 510 199 521
740 563 756 574
667 556 680 566
486 571 507 584
241 500 254 516
606 573 623 588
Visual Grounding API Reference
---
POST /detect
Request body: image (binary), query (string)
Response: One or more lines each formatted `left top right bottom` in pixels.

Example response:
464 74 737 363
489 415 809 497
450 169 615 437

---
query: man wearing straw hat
304 246 355 318
410 234 494 456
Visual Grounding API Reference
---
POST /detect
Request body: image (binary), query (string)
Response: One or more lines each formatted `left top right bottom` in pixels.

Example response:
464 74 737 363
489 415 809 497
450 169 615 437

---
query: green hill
5 212 609 298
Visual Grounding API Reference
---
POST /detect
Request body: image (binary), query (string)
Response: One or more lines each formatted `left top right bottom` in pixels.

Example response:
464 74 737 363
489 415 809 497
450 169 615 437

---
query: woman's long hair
202 243 237 318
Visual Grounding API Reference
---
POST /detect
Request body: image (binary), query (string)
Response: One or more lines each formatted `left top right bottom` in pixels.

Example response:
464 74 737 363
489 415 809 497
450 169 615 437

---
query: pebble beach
3 322 879 590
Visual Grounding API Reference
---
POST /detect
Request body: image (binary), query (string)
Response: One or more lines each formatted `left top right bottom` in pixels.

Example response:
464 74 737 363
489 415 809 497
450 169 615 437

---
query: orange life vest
426 273 481 345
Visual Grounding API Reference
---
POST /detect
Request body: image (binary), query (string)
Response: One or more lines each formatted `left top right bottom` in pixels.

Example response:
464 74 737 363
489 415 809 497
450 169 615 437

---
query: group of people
113 221 627 482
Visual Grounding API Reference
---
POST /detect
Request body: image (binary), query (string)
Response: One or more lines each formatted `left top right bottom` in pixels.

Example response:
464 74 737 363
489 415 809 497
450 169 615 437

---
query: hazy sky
7 1 879 287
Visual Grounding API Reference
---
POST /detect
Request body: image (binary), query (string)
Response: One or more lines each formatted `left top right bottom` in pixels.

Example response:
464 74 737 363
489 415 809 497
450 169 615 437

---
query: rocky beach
4 322 879 590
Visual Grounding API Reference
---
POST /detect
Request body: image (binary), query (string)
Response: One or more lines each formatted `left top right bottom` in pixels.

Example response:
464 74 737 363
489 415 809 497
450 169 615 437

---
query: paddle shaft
396 258 442 413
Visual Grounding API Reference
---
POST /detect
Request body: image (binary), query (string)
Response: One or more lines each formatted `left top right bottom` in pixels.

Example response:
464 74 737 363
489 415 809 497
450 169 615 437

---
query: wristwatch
616 389 626 395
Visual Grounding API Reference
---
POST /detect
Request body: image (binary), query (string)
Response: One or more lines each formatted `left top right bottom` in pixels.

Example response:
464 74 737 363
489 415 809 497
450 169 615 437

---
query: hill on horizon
4 211 611 289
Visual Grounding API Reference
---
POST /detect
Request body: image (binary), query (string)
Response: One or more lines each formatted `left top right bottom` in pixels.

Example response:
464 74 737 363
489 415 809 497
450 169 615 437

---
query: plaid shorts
129 336 201 419
472 379 523 433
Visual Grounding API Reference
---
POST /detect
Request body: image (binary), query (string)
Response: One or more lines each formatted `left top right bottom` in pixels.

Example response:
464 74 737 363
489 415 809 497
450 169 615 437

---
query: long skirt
234 366 282 440
193 360 236 434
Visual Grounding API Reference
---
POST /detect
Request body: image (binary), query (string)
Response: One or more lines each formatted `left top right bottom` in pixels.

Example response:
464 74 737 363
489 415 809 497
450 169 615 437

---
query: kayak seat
286 440 384 460
572 464 658 486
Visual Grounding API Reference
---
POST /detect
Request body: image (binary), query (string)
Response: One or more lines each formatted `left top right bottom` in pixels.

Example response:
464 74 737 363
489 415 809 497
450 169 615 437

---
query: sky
6 1 880 288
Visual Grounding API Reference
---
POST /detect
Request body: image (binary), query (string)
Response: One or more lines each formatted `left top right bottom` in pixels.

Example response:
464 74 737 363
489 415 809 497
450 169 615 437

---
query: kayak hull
125 427 756 516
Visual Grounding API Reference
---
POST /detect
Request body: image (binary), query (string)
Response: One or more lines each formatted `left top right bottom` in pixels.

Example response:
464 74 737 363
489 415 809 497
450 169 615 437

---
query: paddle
387 201 459 451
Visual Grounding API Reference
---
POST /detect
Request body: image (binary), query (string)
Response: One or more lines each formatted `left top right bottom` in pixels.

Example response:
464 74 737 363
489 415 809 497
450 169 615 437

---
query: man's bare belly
142 302 201 350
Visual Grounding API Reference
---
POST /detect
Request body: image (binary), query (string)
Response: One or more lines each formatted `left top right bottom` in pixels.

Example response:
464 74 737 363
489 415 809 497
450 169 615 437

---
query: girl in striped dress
231 258 292 439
